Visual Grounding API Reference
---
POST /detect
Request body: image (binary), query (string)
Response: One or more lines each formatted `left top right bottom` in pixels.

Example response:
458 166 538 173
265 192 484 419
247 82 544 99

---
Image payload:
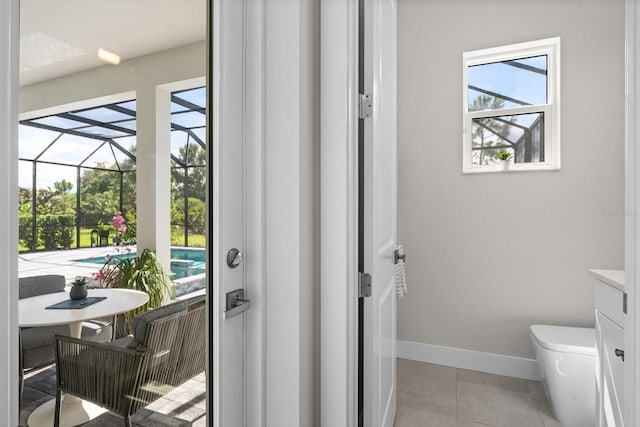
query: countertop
589 269 625 292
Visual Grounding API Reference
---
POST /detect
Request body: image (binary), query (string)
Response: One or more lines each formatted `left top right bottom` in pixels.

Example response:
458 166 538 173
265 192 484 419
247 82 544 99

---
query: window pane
172 111 206 128
38 134 103 164
175 87 206 108
31 115 88 130
76 126 131 139
468 55 547 111
19 125 58 159
117 100 136 112
72 107 133 123
471 112 544 166
113 119 137 131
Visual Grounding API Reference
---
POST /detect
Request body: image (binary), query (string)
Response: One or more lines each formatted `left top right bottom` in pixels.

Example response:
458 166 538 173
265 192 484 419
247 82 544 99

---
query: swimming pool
75 247 206 280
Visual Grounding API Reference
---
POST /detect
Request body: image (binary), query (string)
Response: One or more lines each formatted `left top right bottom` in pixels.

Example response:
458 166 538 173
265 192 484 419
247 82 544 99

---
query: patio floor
19 247 208 426
19 246 139 282
20 366 206 426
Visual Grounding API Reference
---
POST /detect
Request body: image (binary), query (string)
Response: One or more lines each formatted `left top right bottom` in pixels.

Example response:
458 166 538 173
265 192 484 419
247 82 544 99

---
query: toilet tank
530 325 596 427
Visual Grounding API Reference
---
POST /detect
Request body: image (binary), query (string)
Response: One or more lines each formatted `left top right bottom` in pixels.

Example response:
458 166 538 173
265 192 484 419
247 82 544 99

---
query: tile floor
22 358 559 426
20 366 206 426
395 359 563 427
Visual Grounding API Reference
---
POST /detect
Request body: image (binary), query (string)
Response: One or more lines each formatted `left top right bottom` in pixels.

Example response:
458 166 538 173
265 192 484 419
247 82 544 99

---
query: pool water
75 248 206 280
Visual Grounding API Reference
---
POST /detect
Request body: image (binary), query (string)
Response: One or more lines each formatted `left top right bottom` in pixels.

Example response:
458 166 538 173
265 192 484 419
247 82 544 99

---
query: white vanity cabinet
591 269 626 427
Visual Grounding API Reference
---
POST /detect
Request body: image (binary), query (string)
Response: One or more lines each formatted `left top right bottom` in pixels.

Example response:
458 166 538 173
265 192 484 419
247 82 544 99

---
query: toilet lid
530 324 596 356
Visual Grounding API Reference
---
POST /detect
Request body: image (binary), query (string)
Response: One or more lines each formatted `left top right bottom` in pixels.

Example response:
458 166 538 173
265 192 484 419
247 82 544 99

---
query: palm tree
52 179 73 213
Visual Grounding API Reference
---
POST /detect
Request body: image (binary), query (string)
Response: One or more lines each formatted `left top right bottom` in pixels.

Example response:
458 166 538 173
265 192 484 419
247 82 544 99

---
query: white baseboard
397 340 541 381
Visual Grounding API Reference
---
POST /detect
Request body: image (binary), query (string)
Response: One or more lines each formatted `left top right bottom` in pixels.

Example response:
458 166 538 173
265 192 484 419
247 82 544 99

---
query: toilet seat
530 324 596 356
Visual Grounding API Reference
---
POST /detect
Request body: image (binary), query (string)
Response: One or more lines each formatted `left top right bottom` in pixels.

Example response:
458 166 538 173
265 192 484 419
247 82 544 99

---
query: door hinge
359 272 372 298
358 93 372 119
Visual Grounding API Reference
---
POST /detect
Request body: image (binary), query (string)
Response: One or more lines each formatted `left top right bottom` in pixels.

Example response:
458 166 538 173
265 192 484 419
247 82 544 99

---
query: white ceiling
20 0 206 86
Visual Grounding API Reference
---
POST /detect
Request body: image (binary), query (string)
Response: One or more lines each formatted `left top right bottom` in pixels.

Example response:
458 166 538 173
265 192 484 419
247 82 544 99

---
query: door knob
226 248 243 268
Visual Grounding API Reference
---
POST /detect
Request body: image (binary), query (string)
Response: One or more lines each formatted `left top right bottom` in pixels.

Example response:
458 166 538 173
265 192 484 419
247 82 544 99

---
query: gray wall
397 0 625 359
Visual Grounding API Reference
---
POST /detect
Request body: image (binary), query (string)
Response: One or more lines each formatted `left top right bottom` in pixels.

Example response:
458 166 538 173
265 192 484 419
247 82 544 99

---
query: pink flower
110 211 127 238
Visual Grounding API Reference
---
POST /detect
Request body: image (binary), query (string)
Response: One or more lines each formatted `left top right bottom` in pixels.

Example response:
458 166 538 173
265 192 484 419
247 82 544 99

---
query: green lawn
20 226 205 252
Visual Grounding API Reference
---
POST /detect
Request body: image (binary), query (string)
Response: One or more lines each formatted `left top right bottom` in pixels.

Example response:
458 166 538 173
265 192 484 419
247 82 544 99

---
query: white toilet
529 324 596 427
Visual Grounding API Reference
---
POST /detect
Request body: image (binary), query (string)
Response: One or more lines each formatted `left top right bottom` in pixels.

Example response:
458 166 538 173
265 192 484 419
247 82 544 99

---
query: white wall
397 0 625 359
20 41 205 113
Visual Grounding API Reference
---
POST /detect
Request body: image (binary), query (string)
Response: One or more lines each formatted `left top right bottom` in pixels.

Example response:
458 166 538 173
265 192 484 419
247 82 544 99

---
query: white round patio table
20 288 149 427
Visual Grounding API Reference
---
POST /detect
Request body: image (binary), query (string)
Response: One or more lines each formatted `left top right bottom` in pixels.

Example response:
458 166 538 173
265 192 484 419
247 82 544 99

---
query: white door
362 0 398 426
210 1 249 426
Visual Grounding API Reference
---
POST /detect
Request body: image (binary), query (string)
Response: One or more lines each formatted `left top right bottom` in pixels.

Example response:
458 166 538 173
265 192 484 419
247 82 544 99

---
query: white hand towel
395 244 407 298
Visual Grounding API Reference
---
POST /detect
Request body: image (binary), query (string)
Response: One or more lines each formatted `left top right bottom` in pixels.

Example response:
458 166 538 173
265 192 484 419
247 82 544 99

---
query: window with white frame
462 37 560 173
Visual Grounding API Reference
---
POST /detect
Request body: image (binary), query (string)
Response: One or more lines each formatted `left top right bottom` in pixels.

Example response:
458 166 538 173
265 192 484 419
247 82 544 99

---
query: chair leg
18 329 23 405
111 315 118 341
18 367 23 409
54 390 62 427
124 413 132 427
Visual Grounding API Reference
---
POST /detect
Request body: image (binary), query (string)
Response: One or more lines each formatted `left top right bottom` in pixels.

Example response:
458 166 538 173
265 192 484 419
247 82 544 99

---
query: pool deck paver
19 246 135 283
20 366 206 426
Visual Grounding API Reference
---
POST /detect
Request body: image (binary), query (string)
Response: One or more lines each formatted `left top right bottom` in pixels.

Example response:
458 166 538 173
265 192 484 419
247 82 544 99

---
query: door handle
615 348 625 362
224 288 251 319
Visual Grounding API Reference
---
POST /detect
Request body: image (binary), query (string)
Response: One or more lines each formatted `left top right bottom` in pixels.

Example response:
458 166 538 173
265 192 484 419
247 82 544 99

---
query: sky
18 125 135 190
468 55 547 111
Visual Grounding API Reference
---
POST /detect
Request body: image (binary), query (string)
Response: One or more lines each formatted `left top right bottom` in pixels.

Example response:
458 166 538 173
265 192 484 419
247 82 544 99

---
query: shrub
38 214 76 249
58 214 75 248
39 215 59 249
19 213 36 250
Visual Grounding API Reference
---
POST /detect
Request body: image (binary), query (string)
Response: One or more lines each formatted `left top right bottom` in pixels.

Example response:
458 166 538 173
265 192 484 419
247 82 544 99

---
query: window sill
462 163 561 174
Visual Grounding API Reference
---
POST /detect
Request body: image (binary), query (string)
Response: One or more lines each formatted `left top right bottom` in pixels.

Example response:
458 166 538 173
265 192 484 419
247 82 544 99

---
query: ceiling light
98 48 121 65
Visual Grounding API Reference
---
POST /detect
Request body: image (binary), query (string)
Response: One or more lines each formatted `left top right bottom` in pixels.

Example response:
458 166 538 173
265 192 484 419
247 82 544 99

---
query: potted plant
497 150 513 171
69 276 88 300
94 248 173 333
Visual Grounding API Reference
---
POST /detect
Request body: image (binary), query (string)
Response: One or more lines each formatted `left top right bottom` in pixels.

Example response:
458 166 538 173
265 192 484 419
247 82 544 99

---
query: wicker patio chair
53 297 206 427
19 275 113 404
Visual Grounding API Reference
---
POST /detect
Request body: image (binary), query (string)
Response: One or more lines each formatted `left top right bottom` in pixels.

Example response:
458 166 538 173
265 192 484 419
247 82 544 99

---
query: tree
79 164 135 225
171 143 206 201
470 95 518 165
52 179 73 213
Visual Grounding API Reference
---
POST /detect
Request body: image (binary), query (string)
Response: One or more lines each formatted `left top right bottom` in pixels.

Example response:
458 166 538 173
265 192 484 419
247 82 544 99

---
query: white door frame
0 0 19 424
210 0 252 425
625 1 640 425
217 0 309 426
320 0 359 426
244 0 267 425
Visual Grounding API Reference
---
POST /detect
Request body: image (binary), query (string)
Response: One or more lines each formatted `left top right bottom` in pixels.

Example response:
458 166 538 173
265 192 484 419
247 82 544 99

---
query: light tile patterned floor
20 366 206 426
22 358 561 426
395 359 564 427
